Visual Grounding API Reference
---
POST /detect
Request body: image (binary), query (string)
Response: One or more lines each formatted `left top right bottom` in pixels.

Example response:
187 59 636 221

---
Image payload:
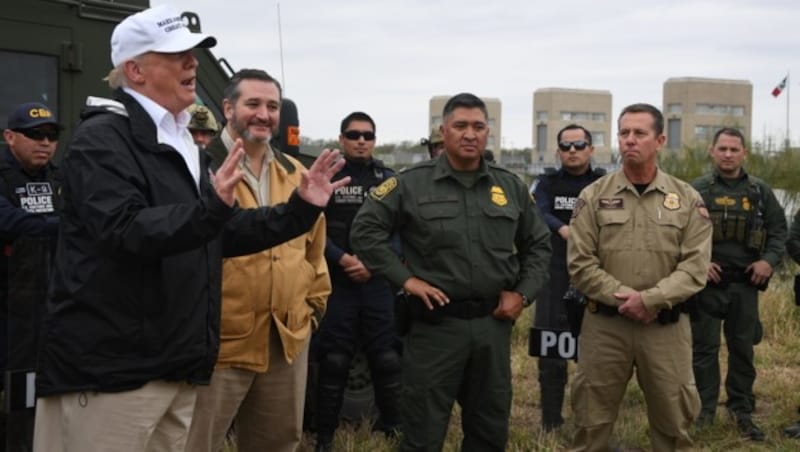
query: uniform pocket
596 210 631 251
417 196 463 250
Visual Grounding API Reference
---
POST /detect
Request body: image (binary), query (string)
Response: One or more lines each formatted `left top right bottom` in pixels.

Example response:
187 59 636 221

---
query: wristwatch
518 292 532 307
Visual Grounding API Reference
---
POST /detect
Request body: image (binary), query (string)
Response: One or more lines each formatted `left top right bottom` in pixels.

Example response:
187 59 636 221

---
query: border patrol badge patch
742 196 751 211
695 200 711 222
663 193 680 210
491 185 508 206
370 177 398 200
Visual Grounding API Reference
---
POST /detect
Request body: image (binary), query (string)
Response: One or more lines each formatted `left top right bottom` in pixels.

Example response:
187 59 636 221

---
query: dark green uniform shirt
350 156 551 301
692 170 786 269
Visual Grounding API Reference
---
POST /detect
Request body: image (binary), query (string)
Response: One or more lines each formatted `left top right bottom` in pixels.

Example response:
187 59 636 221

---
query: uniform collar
432 155 490 182
610 167 672 196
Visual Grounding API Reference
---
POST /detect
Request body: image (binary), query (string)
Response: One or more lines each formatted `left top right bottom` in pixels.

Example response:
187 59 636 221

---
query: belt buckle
587 300 598 313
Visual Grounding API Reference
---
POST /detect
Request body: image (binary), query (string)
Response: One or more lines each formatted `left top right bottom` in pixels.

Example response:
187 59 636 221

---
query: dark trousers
314 277 399 437
691 282 759 418
399 316 512 452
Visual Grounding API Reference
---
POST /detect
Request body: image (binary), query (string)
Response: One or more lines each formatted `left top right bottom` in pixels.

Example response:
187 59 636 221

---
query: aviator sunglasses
558 140 589 152
343 130 376 141
14 127 60 142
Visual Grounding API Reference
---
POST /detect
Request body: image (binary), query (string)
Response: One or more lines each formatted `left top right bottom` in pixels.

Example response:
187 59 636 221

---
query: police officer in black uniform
0 102 62 450
531 124 604 431
314 112 399 451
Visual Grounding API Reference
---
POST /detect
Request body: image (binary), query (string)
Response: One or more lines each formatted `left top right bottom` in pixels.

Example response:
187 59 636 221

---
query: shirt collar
122 87 190 132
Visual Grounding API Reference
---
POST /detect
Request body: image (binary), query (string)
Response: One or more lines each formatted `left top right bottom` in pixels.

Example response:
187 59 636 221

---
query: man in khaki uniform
568 103 712 451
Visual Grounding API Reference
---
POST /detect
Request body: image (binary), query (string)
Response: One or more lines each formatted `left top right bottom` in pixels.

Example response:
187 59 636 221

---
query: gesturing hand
299 148 351 207
213 139 245 206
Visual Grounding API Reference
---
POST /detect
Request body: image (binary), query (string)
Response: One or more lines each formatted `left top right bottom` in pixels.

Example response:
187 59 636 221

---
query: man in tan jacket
186 69 331 452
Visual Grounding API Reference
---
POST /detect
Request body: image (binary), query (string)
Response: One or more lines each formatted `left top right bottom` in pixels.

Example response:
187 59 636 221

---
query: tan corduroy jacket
216 149 330 372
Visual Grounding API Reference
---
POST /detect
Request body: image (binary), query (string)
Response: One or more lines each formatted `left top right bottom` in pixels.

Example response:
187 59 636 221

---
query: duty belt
586 299 689 324
408 296 497 323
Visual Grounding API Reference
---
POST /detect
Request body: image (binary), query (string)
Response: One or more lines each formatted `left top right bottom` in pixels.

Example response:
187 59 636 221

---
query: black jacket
36 90 322 396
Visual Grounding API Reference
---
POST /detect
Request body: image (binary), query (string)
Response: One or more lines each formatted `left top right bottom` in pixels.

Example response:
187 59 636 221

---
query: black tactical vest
699 178 765 251
325 158 393 252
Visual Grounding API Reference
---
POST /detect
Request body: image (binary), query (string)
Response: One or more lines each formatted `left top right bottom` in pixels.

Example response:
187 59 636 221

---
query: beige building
429 95 502 154
532 88 613 164
663 77 752 150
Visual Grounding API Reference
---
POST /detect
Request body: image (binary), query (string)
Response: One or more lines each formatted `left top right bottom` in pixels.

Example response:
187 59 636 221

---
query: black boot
315 352 351 450
369 350 402 436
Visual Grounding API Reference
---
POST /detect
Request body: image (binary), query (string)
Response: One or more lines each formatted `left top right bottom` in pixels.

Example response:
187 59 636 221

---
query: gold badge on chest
491 185 508 206
663 192 680 210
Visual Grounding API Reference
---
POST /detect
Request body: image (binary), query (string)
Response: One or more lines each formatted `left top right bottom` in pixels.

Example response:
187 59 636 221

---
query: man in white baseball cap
31 5 349 452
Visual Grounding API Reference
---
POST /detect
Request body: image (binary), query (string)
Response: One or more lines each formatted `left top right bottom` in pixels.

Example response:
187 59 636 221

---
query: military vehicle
1 1 369 450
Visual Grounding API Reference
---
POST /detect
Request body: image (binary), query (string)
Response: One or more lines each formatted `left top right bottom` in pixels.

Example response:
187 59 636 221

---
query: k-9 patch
15 182 55 213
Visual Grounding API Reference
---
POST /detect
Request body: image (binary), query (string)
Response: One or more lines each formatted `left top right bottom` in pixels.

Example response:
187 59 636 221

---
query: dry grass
229 273 800 451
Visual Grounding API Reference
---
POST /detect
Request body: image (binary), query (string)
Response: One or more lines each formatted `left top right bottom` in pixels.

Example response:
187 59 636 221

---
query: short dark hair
618 103 664 135
557 123 592 145
340 111 376 134
442 93 488 121
223 69 282 105
712 127 746 147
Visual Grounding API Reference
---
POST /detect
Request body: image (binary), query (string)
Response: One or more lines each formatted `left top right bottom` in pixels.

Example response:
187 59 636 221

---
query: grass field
228 271 800 451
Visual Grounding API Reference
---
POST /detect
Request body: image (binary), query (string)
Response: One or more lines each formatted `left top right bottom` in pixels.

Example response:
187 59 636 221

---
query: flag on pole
772 75 788 97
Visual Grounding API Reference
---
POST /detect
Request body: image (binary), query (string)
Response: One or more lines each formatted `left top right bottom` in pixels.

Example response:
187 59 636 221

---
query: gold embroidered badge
742 197 751 211
490 185 508 206
663 193 680 210
714 196 736 206
371 177 398 200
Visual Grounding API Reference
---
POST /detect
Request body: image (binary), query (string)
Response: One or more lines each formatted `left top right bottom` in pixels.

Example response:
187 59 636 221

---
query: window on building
696 103 746 116
592 132 605 147
591 112 606 121
536 124 547 152
536 111 548 121
667 103 682 114
667 118 682 149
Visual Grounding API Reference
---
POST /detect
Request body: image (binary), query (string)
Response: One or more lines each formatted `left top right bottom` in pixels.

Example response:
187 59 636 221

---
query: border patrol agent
784 209 800 439
690 127 787 440
568 103 711 451
531 123 604 431
420 127 444 159
351 93 551 451
186 104 219 149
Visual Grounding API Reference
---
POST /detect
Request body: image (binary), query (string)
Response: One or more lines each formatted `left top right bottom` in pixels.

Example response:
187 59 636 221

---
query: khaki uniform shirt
568 169 712 311
350 156 551 301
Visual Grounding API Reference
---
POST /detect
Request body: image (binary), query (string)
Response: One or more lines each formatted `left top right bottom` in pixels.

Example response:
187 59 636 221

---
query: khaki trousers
570 313 700 452
33 380 196 452
186 331 310 452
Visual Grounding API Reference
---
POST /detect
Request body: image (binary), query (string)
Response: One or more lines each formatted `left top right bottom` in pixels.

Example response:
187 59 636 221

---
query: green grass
223 272 800 451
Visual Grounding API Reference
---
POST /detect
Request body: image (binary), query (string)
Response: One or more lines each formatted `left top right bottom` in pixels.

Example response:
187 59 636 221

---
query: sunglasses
15 127 60 142
558 140 589 152
343 130 375 141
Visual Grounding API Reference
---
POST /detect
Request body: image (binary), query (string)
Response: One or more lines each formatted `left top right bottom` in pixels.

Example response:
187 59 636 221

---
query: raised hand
298 148 351 207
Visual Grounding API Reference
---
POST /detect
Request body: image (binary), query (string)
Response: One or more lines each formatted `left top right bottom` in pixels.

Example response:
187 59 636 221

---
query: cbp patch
370 177 398 200
695 200 711 222
490 185 508 206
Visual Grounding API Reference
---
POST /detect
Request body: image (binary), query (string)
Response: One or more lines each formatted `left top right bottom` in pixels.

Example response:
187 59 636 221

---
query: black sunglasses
343 130 375 141
558 140 588 152
15 127 60 142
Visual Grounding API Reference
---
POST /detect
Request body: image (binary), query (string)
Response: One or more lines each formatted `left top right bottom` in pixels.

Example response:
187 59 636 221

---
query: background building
429 95 502 156
663 77 752 150
532 88 613 165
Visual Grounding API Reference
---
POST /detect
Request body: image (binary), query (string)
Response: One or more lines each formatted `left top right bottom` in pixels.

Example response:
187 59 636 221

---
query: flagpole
786 71 791 150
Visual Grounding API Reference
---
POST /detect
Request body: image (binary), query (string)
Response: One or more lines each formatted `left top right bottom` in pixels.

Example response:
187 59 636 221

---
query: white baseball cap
110 5 217 66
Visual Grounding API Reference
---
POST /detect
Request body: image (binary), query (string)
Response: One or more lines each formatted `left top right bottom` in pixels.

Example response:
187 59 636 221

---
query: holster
795 275 800 307
563 285 587 336
656 298 693 325
394 292 413 336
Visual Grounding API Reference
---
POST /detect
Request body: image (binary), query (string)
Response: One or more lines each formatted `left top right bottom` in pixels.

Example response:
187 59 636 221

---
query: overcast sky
153 0 800 149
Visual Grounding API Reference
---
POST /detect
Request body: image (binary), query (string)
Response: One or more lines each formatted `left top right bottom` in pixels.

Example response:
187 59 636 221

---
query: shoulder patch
695 199 711 222
370 176 398 200
571 198 586 219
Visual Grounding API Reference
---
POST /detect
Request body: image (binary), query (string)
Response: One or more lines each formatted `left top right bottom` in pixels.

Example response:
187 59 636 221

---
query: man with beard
185 69 331 452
